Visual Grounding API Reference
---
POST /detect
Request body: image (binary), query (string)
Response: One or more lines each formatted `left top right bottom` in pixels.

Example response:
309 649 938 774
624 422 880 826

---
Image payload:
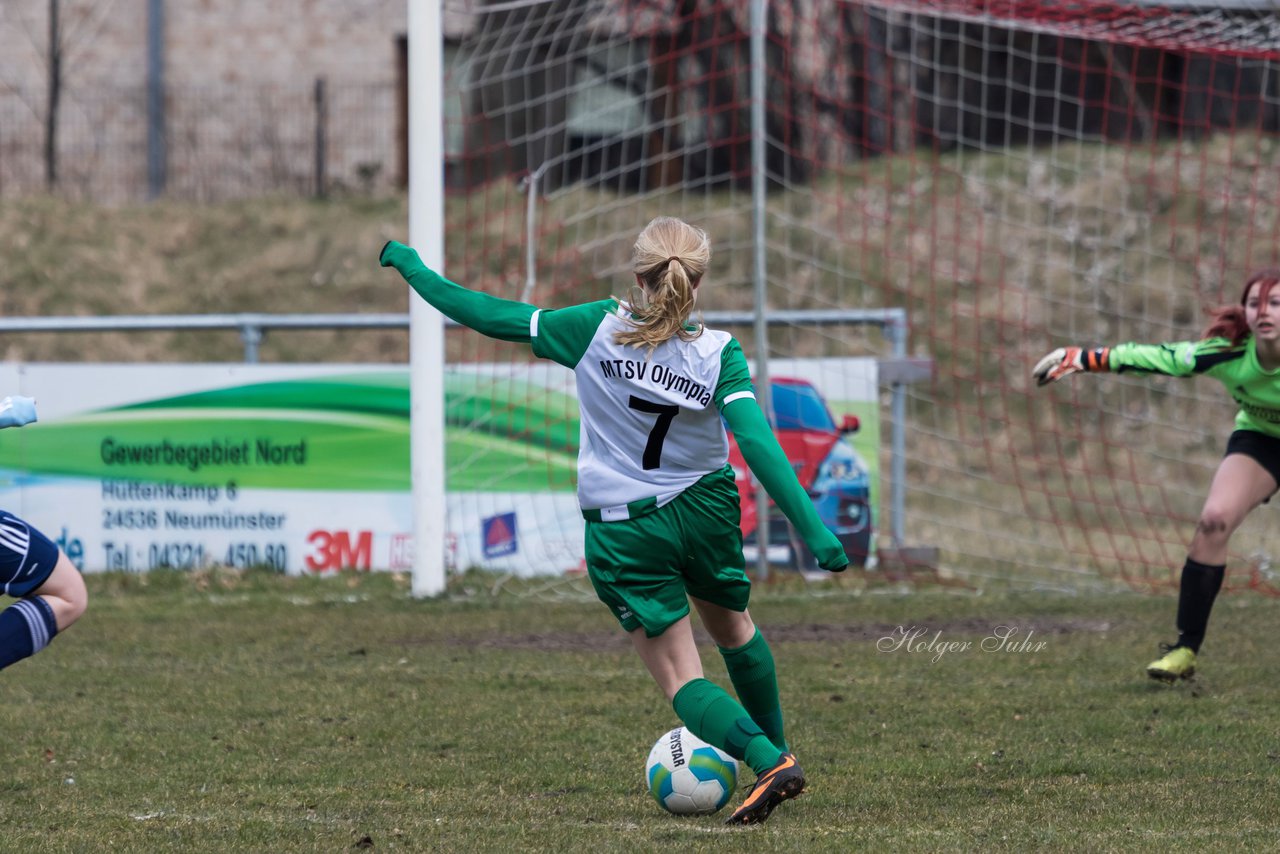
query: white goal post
408 0 447 597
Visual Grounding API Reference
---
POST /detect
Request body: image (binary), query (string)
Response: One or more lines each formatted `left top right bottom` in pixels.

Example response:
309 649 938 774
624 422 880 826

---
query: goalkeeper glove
1032 346 1110 386
0 395 37 429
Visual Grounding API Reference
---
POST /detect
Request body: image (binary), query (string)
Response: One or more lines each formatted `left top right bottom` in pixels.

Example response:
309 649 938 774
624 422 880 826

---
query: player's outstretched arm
0 395 37 429
380 240 536 343
723 397 849 572
1032 346 1110 386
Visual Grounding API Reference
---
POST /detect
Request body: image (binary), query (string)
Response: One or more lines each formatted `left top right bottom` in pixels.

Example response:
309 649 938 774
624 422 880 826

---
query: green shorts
583 466 751 638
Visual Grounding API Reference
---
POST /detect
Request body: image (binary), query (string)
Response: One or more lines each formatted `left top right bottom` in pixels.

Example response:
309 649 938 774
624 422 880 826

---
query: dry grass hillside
1 195 413 364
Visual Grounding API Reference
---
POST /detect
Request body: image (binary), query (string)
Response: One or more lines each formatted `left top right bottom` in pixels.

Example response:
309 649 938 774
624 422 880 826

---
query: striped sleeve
530 299 616 368
1109 338 1245 377
713 338 755 408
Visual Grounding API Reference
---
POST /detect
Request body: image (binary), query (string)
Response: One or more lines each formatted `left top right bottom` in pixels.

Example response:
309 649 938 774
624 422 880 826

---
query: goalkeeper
0 395 88 672
1033 269 1280 683
382 216 848 825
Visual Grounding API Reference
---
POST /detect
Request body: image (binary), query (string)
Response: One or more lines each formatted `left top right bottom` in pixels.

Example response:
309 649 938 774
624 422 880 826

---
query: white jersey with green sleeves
530 299 755 519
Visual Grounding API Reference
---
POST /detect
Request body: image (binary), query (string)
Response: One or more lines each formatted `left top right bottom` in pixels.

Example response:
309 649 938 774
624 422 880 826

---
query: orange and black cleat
723 753 806 825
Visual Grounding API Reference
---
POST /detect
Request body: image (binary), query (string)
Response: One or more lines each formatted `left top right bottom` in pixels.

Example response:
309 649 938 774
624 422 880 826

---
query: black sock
1175 558 1226 653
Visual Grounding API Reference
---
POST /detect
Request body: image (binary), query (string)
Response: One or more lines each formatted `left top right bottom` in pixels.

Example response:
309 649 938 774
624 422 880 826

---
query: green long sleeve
722 396 848 571
1108 338 1242 377
380 241 536 343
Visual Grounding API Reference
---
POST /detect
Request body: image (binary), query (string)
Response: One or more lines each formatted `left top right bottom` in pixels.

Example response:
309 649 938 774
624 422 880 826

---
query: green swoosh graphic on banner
445 375 581 455
0 373 579 492
114 373 413 417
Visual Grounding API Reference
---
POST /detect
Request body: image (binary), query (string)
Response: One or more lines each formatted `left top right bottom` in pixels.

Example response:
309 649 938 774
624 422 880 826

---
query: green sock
719 628 788 752
672 677 783 775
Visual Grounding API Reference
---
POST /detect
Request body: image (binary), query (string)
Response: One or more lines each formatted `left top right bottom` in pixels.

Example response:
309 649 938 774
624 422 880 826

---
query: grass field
3 569 1278 852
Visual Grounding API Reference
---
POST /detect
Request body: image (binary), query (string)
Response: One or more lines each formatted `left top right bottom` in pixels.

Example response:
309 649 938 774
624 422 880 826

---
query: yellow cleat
1146 645 1196 683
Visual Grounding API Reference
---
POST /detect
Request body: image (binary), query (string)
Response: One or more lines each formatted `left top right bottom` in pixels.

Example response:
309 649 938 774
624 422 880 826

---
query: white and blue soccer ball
645 726 738 815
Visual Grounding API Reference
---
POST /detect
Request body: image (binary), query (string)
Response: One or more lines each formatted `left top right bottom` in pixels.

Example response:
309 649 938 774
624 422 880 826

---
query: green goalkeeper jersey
1109 337 1280 437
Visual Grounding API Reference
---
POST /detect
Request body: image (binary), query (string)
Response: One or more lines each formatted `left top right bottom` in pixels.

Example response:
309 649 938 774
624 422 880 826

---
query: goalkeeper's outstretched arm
1033 340 1232 386
380 240 536 343
722 396 849 572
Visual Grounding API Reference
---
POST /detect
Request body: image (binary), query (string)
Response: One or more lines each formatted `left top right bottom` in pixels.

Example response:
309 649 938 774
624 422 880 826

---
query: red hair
1202 268 1280 345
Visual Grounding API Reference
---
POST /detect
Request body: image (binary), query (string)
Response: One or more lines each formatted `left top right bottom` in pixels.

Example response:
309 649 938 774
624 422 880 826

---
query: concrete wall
0 0 413 200
0 0 406 91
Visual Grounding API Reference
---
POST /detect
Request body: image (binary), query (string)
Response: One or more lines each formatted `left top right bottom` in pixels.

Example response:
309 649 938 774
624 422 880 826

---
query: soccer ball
645 726 738 815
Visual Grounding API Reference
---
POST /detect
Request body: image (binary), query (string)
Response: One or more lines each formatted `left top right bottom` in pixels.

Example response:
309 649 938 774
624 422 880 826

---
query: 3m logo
482 512 518 559
305 529 373 572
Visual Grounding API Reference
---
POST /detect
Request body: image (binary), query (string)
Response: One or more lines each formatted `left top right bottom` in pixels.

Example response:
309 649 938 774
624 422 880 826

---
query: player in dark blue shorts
1 396 87 671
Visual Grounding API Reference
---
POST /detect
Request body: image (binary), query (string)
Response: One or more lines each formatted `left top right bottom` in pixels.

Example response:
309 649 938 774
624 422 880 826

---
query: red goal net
440 0 1280 593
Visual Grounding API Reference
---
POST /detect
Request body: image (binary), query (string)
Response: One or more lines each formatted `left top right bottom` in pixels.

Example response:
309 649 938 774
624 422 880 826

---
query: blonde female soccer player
381 217 849 824
1033 269 1280 682
0 395 88 672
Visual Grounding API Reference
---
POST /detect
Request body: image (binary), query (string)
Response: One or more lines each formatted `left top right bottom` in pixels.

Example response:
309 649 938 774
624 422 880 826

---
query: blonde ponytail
614 217 711 354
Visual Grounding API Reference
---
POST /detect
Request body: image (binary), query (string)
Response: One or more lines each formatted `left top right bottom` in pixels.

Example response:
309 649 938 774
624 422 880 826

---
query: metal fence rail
0 309 917 362
0 313 409 364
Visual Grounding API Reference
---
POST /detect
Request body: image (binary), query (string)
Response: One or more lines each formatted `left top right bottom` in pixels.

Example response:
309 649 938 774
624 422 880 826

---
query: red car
727 377 872 570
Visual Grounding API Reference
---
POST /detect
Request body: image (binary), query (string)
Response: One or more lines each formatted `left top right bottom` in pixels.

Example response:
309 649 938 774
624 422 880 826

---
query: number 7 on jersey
629 395 679 470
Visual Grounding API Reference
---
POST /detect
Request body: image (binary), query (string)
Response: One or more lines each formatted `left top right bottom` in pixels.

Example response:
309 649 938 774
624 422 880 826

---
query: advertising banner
0 360 876 576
